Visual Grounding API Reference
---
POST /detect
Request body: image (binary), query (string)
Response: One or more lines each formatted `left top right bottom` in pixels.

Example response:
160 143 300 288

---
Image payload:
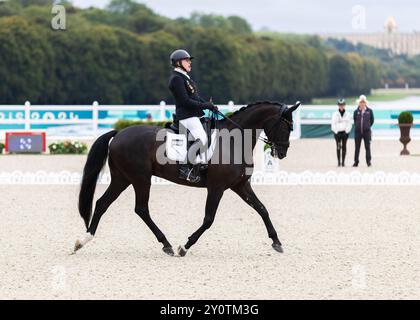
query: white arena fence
0 101 419 140
1 170 420 186
1 103 419 186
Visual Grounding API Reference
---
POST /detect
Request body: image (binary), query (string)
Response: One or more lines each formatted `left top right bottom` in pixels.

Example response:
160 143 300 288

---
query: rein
214 110 243 130
212 104 293 150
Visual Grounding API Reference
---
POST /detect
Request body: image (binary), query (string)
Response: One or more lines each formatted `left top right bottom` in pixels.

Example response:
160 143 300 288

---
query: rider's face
181 59 192 72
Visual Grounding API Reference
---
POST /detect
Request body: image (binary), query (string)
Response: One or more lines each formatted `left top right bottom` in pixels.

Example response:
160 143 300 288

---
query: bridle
214 104 293 151
259 104 293 152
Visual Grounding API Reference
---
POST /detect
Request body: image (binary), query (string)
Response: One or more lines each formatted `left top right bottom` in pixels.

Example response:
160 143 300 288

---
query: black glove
202 102 218 112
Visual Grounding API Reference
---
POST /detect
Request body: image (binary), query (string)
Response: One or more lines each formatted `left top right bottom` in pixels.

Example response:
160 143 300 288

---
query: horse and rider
169 49 218 183
74 49 301 257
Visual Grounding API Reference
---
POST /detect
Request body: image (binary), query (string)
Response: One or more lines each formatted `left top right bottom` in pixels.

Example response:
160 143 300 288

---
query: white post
159 101 166 121
24 101 31 131
228 100 234 112
92 101 99 137
295 106 302 139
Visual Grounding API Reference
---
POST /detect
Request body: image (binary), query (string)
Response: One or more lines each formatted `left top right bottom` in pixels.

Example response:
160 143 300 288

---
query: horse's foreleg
231 180 283 253
133 180 174 256
178 188 224 257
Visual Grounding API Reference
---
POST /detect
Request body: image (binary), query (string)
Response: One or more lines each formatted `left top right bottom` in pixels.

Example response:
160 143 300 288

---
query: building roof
384 16 398 34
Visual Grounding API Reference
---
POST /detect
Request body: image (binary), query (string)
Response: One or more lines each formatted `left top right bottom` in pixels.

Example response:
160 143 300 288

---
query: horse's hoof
73 240 83 253
162 246 175 256
73 233 94 253
177 245 188 257
272 243 284 253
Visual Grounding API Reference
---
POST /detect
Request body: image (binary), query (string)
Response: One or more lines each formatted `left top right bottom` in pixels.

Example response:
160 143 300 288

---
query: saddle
164 113 219 183
164 113 215 149
165 115 180 133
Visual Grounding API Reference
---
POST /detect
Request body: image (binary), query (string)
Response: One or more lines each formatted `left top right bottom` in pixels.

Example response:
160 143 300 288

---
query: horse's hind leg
133 179 174 256
177 188 224 257
88 177 129 235
74 176 129 252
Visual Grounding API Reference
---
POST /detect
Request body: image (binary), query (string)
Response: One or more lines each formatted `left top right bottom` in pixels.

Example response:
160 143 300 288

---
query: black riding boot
179 163 201 183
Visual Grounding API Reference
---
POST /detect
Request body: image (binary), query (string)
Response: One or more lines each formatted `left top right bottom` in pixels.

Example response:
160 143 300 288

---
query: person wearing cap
331 98 352 167
353 95 374 167
168 49 217 183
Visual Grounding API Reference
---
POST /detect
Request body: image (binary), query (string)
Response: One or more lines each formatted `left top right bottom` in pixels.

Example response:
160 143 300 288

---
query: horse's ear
285 101 301 115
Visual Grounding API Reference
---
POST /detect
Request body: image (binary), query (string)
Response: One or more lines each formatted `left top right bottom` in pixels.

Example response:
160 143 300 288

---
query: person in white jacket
331 98 353 167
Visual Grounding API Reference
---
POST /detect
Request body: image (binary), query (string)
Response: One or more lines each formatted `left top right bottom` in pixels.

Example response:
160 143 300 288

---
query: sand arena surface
0 139 419 299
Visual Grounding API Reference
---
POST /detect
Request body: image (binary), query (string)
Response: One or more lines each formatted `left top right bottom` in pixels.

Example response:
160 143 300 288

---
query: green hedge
0 142 4 154
0 2 381 105
48 141 88 154
113 119 167 130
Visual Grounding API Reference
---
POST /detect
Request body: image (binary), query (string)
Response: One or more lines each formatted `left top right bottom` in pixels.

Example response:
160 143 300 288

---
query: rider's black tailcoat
168 71 206 121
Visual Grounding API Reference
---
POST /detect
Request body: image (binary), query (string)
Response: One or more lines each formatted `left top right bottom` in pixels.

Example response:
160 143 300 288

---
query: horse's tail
78 130 118 229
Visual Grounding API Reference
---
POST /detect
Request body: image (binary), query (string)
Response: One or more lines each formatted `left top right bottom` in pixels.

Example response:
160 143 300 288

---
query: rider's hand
202 102 217 112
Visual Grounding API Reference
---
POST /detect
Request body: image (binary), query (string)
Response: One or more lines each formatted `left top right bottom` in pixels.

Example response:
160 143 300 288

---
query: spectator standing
331 98 352 167
353 95 374 167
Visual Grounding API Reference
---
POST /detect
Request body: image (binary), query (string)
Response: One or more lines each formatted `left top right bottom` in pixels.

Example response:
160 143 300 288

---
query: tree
189 12 252 34
107 0 146 14
227 16 252 34
128 9 167 34
328 54 353 96
0 17 55 104
13 0 53 7
0 0 384 104
0 0 23 17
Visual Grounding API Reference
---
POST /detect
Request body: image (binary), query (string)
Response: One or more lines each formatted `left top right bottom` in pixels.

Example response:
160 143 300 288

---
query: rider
168 49 217 183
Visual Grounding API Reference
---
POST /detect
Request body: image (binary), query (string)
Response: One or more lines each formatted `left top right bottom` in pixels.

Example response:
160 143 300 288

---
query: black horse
75 101 300 256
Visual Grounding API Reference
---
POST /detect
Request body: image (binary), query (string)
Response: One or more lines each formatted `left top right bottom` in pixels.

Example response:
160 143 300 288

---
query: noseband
260 104 293 151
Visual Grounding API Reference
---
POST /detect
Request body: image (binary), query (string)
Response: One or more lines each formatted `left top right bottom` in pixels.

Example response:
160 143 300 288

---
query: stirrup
179 164 200 183
186 167 200 183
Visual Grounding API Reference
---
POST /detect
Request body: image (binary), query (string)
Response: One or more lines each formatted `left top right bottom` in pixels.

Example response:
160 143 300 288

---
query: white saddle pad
166 131 218 162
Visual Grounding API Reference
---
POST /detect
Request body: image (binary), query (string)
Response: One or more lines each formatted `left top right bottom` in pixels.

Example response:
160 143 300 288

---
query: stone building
322 17 420 56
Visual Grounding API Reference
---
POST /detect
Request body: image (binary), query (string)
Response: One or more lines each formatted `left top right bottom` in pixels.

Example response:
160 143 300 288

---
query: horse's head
264 101 301 159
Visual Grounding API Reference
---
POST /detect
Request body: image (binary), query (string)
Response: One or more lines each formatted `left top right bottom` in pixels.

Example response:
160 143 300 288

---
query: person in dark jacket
353 95 374 167
168 49 217 183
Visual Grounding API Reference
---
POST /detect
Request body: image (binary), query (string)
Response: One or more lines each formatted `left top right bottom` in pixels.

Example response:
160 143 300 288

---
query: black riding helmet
337 98 346 105
170 49 194 67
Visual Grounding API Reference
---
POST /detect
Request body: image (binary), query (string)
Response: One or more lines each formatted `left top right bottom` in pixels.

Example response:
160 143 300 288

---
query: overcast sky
71 0 420 34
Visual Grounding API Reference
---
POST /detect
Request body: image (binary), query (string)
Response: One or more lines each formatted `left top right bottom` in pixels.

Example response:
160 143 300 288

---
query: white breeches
179 116 208 164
